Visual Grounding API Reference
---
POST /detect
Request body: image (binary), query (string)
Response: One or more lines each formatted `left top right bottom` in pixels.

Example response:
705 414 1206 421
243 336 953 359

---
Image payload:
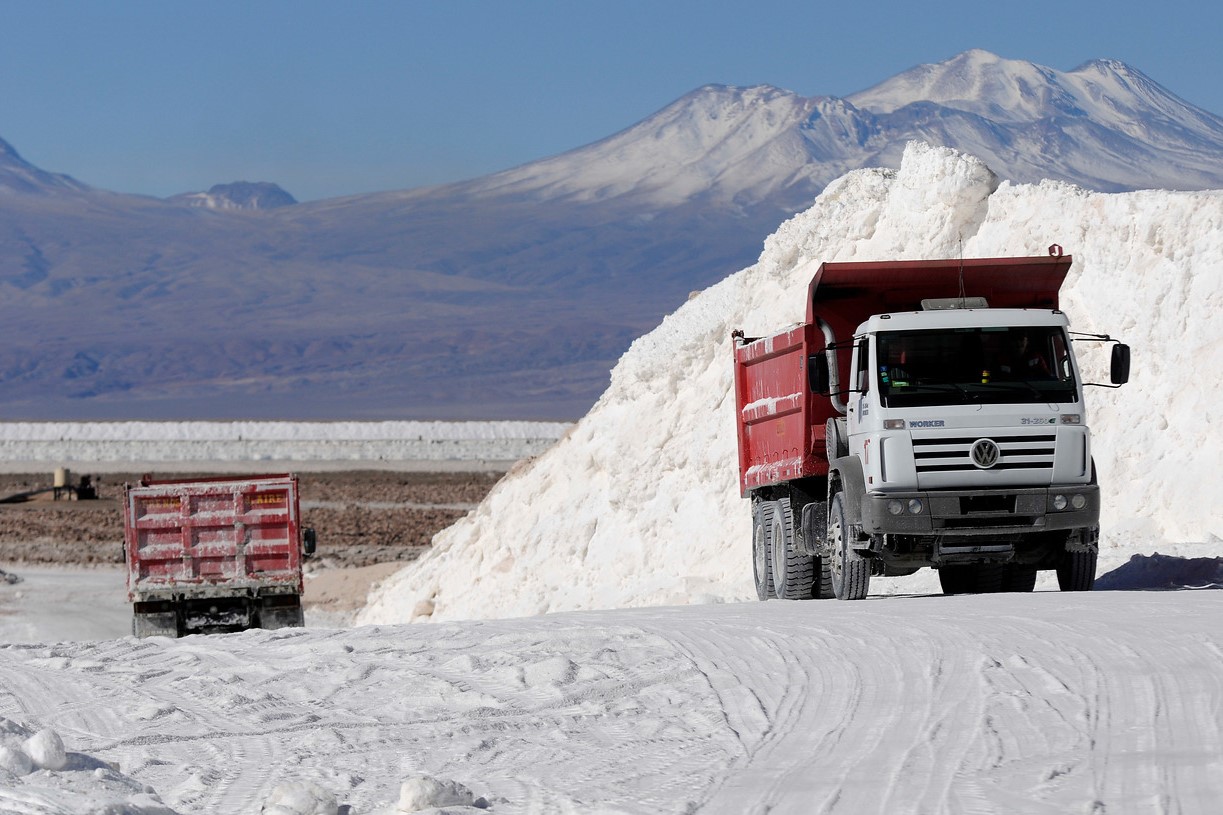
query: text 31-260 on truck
732 248 1130 600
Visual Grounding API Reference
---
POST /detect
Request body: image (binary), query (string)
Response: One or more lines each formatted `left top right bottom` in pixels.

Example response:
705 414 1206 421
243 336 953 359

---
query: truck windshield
876 326 1078 407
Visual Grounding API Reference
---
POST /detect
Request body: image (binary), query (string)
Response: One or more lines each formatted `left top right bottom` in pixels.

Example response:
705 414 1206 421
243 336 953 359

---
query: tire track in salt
636 592 1223 815
4 591 1223 814
649 601 887 813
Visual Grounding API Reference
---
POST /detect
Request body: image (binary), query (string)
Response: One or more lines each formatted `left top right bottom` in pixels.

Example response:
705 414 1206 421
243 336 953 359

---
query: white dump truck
732 248 1130 599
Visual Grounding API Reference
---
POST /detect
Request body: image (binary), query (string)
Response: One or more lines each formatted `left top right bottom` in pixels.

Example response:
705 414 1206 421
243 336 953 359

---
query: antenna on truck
957 236 966 300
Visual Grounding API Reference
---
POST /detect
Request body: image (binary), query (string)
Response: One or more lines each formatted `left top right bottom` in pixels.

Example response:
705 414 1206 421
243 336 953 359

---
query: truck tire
1057 549 1097 591
828 492 869 600
752 501 775 601
770 497 815 600
799 501 833 599
1002 564 1038 592
814 554 834 599
938 566 972 596
825 418 848 459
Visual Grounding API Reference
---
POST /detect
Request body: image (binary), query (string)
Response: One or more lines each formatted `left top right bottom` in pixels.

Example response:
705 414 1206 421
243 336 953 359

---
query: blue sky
2 0 1219 202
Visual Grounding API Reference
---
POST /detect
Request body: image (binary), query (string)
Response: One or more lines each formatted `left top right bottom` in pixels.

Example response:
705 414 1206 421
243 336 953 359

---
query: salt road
1 589 1221 814
0 567 131 643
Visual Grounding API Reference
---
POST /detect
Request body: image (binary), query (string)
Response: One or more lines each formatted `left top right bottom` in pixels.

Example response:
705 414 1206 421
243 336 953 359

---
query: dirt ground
0 470 503 622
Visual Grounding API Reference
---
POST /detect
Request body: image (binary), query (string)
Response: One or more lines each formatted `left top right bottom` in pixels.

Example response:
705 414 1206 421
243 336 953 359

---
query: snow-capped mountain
0 50 1221 421
844 49 1223 191
464 48 1223 207
462 84 840 208
850 49 1213 129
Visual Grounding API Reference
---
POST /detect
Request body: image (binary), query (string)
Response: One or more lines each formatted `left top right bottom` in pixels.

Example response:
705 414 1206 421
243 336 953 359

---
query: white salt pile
359 141 1223 624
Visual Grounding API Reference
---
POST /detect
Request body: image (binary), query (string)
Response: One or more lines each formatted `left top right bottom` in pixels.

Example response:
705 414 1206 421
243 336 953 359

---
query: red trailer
733 250 1130 600
123 473 316 637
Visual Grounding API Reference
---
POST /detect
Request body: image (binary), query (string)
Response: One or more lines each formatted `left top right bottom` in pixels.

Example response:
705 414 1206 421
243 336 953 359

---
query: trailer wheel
770 497 815 600
752 501 775 601
828 493 869 600
1057 549 1097 592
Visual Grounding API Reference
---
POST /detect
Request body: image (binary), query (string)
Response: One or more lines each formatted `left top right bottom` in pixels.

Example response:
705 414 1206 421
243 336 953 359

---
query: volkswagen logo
971 438 1001 469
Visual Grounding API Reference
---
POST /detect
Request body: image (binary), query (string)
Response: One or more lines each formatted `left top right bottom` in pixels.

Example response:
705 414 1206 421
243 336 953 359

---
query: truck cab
836 306 1107 590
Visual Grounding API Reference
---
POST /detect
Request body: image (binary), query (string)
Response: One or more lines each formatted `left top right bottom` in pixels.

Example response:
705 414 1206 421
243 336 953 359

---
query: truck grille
913 433 1056 474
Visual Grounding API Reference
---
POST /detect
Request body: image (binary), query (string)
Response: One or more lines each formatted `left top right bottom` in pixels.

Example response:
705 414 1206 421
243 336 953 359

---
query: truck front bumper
861 485 1100 537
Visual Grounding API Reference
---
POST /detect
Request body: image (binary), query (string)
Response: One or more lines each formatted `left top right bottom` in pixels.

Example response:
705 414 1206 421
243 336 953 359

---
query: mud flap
798 500 827 557
132 604 180 638
259 594 305 629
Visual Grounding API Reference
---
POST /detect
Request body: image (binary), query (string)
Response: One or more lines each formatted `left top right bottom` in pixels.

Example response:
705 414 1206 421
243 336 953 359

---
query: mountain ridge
168 181 298 210
0 137 90 195
1 50 1221 420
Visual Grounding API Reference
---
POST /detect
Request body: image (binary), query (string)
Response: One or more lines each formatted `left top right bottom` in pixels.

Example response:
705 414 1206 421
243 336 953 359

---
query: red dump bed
123 474 305 600
732 254 1073 496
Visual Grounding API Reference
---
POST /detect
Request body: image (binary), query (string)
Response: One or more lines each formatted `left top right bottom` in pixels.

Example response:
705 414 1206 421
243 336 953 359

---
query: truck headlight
907 498 924 515
1052 494 1068 511
1071 494 1087 510
887 500 904 515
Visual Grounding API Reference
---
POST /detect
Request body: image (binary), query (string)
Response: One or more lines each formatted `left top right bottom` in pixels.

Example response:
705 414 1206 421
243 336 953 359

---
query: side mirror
808 354 829 394
1110 344 1131 385
303 527 317 557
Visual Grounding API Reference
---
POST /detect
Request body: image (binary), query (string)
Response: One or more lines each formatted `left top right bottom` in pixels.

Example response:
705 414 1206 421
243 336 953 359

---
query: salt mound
0 717 175 813
360 142 1223 624
395 774 483 812
24 729 66 771
260 781 338 815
